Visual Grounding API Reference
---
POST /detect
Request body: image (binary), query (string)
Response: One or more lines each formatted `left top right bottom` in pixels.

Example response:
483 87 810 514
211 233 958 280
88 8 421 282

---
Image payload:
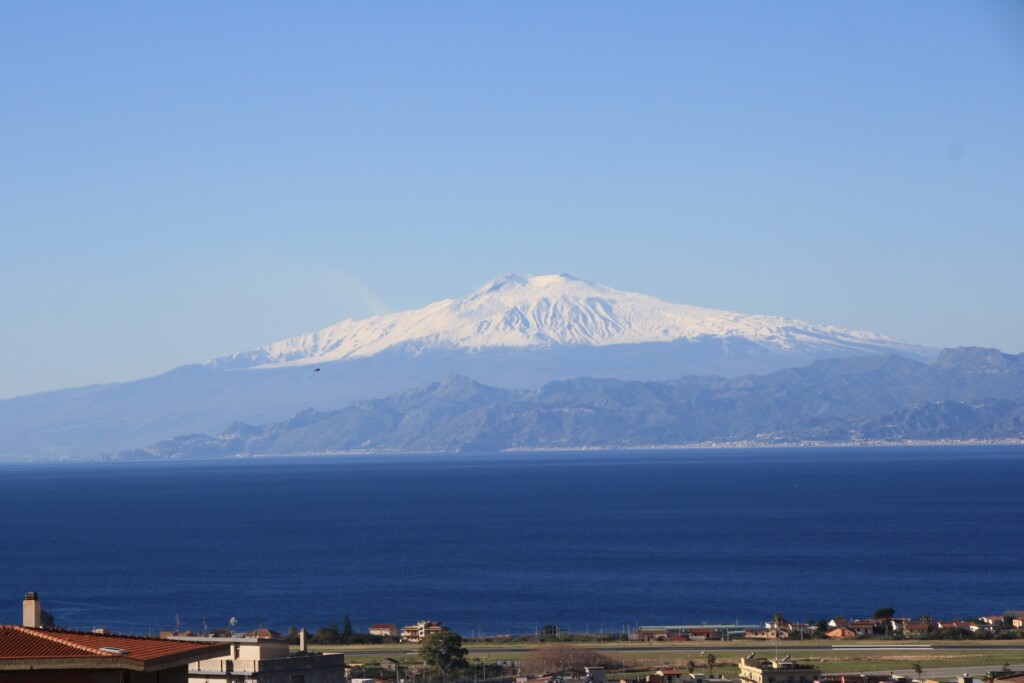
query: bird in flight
314 368 321 372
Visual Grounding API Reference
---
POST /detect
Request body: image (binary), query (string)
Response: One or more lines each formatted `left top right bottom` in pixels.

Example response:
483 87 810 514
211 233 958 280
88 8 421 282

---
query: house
889 618 912 634
745 629 789 640
1 592 229 683
369 624 399 638
0 624 231 683
903 622 931 638
400 621 448 643
825 627 857 639
847 620 878 637
936 620 973 633
243 628 282 640
738 655 821 683
1012 617 1024 629
178 634 345 683
647 671 688 683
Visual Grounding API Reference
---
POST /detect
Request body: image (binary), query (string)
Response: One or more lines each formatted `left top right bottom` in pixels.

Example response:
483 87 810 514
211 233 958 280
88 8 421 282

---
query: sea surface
1 446 1022 636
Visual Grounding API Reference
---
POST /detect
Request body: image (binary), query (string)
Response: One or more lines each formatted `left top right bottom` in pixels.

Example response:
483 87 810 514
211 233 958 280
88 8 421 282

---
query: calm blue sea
1 446 1022 636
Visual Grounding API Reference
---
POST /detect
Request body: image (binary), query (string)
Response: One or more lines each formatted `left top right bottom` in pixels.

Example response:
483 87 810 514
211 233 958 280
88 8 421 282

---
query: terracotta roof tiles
0 625 226 665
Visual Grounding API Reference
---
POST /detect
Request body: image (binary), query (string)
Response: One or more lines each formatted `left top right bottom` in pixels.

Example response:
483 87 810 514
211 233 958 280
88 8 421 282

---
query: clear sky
1 1 1022 399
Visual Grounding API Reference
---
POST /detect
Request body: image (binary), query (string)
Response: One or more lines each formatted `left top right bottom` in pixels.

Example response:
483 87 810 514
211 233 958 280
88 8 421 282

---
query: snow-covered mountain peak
473 273 529 295
470 272 585 297
213 274 931 369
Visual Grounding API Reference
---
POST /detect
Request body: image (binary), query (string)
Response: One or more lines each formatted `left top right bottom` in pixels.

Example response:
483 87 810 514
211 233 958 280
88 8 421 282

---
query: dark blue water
1 446 1022 636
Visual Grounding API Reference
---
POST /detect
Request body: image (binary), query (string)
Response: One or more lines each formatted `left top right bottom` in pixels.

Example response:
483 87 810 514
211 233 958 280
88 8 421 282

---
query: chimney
23 592 42 628
299 627 307 652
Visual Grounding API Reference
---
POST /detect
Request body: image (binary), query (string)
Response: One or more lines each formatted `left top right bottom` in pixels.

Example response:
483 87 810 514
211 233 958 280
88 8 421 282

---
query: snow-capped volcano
1 273 941 460
214 273 928 369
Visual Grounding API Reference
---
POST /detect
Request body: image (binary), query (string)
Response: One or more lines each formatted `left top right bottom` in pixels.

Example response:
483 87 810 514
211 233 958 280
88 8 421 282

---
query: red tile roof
0 625 227 668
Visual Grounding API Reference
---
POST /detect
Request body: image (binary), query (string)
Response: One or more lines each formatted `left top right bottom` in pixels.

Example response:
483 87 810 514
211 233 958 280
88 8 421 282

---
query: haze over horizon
2 2 1022 399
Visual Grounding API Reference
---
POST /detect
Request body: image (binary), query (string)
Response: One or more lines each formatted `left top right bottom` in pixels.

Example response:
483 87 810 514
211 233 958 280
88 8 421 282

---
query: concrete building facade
738 655 821 683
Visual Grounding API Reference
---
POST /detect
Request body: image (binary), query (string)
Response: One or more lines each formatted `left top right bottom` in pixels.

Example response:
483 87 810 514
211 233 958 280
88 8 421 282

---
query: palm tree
687 661 696 676
706 653 717 679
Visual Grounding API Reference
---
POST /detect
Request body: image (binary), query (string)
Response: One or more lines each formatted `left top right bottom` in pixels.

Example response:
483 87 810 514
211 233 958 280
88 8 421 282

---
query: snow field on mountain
215 274 926 369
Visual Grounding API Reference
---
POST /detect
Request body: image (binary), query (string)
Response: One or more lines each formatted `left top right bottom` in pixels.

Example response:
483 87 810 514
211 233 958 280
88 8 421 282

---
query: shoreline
5 438 1021 464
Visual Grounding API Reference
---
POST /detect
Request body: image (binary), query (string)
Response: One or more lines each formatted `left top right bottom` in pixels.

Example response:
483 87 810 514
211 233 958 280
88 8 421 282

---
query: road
325 643 1024 659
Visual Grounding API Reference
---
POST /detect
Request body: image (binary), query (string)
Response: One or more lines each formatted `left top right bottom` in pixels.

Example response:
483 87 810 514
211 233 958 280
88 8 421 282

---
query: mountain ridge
122 346 1024 459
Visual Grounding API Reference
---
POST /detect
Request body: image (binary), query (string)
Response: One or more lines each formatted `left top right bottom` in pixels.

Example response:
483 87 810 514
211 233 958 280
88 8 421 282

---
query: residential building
889 618 912 634
738 655 821 683
1 592 229 683
178 635 344 683
649 670 687 683
902 622 931 638
825 627 856 639
847 620 878 637
370 624 399 638
0 624 229 683
243 628 282 640
400 621 448 643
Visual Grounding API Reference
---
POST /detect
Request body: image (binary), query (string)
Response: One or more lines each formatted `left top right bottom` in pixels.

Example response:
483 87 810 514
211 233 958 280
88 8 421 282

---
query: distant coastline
81 438 1023 463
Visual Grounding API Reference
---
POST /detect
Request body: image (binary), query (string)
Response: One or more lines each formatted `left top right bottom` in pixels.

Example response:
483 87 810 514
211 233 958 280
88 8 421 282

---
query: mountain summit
213 274 928 369
0 274 936 460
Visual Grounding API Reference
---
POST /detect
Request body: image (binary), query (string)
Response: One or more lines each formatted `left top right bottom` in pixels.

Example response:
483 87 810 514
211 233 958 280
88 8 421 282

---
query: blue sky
1 1 1022 398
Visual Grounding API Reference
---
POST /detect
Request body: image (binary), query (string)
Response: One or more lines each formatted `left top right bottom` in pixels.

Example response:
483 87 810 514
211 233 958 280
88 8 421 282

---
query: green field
312 641 1024 678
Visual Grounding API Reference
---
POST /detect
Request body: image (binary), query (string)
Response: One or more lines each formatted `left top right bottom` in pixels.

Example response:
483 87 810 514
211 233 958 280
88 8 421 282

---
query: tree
774 613 785 627
541 624 559 637
419 631 469 676
311 622 343 645
687 661 696 675
343 614 354 638
40 610 56 629
522 644 613 674
911 663 923 679
874 607 896 620
706 653 717 678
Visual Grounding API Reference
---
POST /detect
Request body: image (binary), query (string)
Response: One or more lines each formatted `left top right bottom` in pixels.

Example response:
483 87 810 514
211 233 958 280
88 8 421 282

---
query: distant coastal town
4 592 1024 683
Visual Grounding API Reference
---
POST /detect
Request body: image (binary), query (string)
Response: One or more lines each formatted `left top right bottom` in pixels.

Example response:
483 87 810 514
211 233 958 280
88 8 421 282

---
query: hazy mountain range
0 274 951 460
127 347 1024 458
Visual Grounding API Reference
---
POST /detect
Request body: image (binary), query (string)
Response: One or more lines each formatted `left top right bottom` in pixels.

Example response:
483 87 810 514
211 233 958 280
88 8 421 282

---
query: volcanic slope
0 274 934 460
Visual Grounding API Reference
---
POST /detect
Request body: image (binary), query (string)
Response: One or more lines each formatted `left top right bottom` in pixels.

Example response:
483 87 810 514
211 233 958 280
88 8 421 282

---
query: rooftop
0 625 228 672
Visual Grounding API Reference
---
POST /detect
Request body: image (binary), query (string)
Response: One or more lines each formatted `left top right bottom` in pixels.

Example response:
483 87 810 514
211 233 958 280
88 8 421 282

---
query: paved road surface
330 643 1024 658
